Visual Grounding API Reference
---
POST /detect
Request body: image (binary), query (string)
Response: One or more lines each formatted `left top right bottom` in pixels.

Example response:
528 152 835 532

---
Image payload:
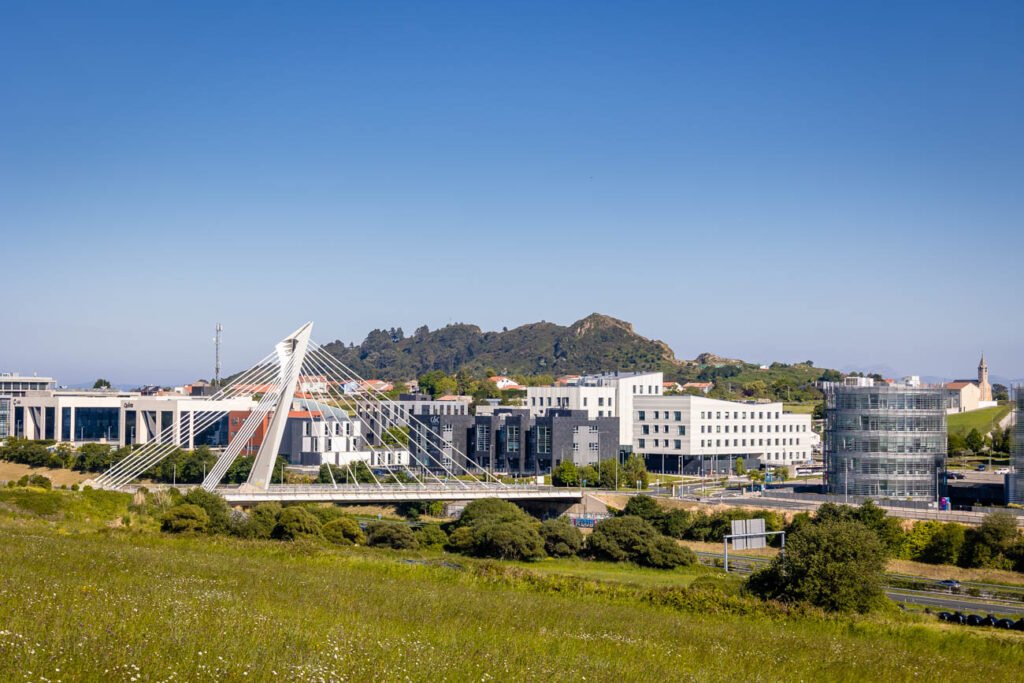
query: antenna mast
214 323 223 387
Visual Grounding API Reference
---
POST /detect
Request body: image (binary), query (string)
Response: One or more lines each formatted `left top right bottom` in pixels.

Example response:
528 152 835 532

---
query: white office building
527 371 663 448
632 395 814 472
0 373 56 438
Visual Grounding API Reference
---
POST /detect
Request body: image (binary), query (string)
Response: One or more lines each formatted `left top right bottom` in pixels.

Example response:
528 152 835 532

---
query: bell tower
978 354 992 402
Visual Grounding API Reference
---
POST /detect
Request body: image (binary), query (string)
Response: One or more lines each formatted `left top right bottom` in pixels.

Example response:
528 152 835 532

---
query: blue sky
2 1 1022 385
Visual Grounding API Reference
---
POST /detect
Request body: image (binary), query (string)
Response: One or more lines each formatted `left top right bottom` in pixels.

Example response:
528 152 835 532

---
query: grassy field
947 404 1012 435
783 402 818 414
1 489 1024 680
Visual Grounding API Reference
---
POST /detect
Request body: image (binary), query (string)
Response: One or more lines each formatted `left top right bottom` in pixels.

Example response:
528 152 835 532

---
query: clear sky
2 1 1022 385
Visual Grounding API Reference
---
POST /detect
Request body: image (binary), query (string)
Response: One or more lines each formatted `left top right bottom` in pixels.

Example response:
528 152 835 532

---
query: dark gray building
1009 389 1023 505
825 384 946 501
408 408 619 476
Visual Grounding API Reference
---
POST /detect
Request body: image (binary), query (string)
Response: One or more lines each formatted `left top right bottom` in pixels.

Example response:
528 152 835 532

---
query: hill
1 492 1021 680
322 313 682 379
948 405 1013 435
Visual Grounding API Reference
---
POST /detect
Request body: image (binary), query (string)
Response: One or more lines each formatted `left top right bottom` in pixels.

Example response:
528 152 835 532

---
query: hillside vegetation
320 313 840 405
2 494 1023 681
948 405 1012 435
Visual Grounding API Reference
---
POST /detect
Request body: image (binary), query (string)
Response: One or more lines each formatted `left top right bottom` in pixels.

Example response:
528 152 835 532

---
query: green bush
272 507 323 541
181 488 231 534
539 518 583 557
16 474 53 489
366 522 419 550
323 517 366 546
161 504 210 533
588 516 694 569
415 523 448 549
471 520 546 561
457 498 527 528
229 502 282 539
746 519 886 613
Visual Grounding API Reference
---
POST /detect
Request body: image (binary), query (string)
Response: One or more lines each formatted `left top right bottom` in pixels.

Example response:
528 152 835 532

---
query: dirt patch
0 462 89 487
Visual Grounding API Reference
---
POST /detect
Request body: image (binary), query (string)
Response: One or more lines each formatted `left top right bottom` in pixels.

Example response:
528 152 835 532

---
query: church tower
978 354 993 402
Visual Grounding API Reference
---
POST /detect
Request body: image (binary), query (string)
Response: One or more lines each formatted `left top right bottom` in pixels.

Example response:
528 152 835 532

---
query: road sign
731 518 766 550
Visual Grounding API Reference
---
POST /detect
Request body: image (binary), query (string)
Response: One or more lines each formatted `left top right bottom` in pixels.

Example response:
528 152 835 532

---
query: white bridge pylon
94 322 510 495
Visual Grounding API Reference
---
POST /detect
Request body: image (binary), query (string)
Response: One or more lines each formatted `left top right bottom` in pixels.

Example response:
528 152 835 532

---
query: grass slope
2 515 1024 680
948 405 1012 435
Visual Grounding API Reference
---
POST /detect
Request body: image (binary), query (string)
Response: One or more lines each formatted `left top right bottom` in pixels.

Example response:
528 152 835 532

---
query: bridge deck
214 484 584 505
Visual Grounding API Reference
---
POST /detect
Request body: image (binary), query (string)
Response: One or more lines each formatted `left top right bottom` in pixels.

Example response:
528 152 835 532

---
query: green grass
784 402 818 414
948 405 1012 435
1 505 1024 680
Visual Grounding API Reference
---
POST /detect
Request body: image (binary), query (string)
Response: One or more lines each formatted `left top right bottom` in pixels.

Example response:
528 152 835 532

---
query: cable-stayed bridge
92 323 581 504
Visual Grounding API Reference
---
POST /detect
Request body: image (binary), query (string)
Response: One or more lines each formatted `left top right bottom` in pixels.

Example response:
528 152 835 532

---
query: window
674 439 682 449
674 411 682 421
638 410 646 421
536 426 551 454
642 425 650 435
583 397 587 407
678 426 685 435
638 438 646 449
598 397 604 407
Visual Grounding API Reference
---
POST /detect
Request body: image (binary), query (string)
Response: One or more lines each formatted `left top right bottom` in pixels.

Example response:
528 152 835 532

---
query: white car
994 468 1010 475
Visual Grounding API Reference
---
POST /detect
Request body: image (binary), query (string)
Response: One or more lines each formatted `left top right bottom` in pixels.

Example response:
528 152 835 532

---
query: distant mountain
322 313 683 380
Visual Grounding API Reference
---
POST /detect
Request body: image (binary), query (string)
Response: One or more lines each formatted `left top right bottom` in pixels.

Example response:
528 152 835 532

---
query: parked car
976 464 987 472
937 579 962 591
995 468 1010 475
947 471 965 480
995 618 1016 629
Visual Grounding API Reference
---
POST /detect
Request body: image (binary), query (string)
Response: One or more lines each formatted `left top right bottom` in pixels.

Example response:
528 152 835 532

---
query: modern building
281 401 372 467
527 371 663 448
408 408 618 475
0 373 56 438
357 393 470 445
944 381 982 414
632 395 814 473
824 384 947 501
1008 389 1024 505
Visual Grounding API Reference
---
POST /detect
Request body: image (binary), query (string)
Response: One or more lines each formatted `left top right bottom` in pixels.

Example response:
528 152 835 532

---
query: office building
825 384 946 501
0 373 55 438
632 395 814 473
357 393 470 445
527 371 663 448
1008 389 1024 505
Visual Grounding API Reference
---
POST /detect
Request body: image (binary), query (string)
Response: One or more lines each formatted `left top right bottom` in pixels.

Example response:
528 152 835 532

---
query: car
937 579 962 591
947 471 965 480
966 614 985 626
995 618 1015 629
976 464 987 472
995 468 1010 475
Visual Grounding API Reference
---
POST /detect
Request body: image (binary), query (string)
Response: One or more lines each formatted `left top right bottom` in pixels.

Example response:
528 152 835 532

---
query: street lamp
636 479 641 493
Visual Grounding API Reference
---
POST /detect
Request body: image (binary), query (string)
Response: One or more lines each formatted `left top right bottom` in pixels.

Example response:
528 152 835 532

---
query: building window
638 438 646 449
678 426 685 435
638 410 646 421
674 439 681 449
536 426 551 454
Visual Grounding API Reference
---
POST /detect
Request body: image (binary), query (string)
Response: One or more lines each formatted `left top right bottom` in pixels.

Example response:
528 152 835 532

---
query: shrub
366 522 419 550
471 520 546 561
181 488 231 534
642 535 697 569
272 507 323 541
589 516 696 569
960 511 1020 569
415 523 448 549
746 519 886 613
228 502 282 539
305 505 347 525
457 498 527 528
161 504 209 533
551 461 579 487
323 517 366 546
920 522 966 565
589 516 661 563
620 495 663 523
16 474 52 489
540 518 583 557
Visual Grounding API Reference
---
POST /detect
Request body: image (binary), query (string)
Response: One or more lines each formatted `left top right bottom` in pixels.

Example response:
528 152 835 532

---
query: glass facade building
1009 389 1024 505
825 385 947 501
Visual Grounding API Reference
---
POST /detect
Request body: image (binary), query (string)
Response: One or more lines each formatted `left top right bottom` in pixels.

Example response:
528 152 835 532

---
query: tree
366 522 419 549
539 518 584 557
919 522 966 565
960 511 1020 569
551 461 579 487
323 517 366 546
237 502 281 539
948 431 968 456
620 494 663 524
161 504 209 533
965 428 985 453
622 453 649 490
418 371 457 398
92 378 111 389
734 459 747 476
272 507 323 540
746 520 887 613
